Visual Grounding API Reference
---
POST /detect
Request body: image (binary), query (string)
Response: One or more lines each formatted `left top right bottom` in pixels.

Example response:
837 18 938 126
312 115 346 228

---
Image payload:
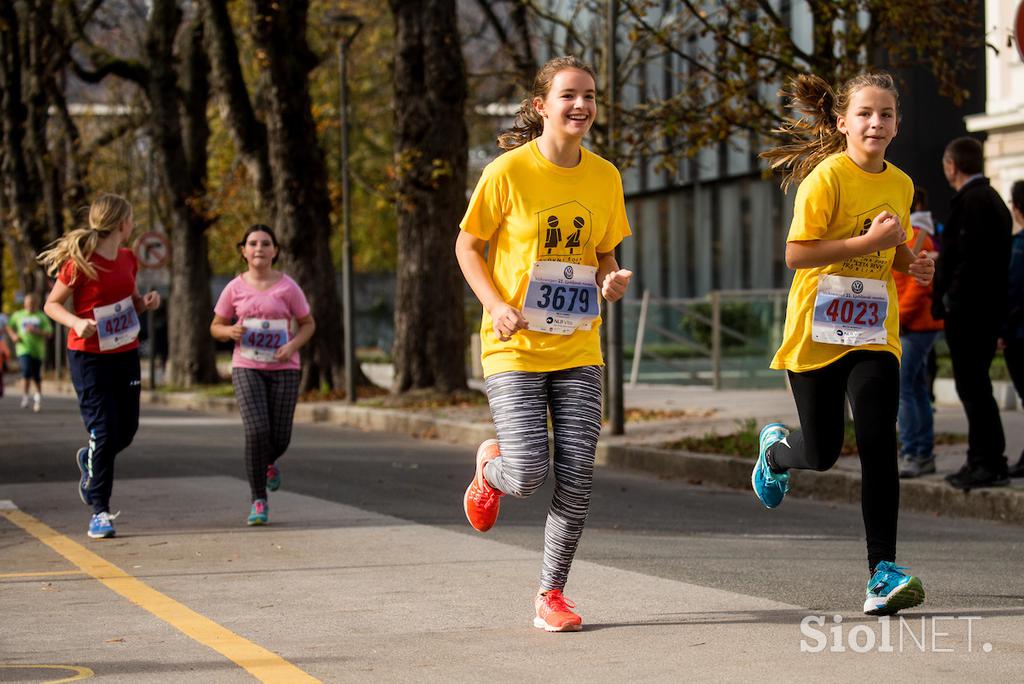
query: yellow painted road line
0 569 86 579
2 508 320 684
0 664 94 683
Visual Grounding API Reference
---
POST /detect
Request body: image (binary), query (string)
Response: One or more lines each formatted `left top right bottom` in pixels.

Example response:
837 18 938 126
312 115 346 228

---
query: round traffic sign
135 231 170 269
1017 1 1024 63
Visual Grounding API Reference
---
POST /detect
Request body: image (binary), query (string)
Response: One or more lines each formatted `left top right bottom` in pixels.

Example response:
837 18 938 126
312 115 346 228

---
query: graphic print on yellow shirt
460 140 631 377
771 153 914 372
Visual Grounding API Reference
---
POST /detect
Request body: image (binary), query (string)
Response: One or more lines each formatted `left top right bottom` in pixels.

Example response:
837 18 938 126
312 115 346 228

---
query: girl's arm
43 280 96 339
274 314 315 361
892 244 935 285
210 314 243 342
786 210 906 269
596 251 633 302
132 289 161 314
455 230 527 341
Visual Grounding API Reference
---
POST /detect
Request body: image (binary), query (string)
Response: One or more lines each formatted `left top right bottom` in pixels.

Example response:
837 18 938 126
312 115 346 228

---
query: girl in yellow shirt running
754 73 934 616
456 56 632 632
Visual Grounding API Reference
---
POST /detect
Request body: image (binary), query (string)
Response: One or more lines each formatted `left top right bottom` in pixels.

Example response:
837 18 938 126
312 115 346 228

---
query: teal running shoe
751 423 790 509
87 511 118 539
266 463 281 492
247 499 269 526
864 561 925 615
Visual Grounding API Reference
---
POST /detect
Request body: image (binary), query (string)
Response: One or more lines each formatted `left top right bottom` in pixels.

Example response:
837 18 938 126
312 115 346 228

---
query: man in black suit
934 137 1013 489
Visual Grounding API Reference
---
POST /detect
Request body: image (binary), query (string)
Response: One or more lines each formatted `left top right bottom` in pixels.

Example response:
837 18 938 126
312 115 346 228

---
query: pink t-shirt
214 273 311 371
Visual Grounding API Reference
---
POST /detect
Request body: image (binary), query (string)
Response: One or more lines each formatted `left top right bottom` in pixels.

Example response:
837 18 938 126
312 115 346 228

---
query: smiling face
533 68 597 141
241 230 278 269
837 86 899 166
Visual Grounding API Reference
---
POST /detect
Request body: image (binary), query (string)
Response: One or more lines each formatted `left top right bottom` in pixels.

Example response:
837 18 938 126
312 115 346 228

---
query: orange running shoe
463 439 503 532
533 589 583 632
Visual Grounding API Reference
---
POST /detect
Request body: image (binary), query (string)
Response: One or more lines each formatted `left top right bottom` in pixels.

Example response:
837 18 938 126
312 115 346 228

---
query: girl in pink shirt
211 225 316 525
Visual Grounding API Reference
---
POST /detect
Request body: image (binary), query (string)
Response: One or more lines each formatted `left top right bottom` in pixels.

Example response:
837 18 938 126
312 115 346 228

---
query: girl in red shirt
40 194 161 539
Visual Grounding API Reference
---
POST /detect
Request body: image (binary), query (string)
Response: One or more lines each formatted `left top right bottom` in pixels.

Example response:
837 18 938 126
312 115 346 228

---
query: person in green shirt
6 293 53 412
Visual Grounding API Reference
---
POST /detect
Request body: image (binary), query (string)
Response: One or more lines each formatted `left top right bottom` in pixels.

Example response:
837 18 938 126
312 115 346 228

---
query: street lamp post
329 12 363 404
605 0 625 435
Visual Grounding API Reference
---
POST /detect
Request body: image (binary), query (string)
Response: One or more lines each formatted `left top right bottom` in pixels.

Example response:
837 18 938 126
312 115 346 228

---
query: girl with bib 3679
456 56 632 632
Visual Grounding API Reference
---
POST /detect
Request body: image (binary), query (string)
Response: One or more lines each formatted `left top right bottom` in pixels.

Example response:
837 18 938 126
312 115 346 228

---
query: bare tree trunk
147 0 218 387
201 0 274 217
389 0 469 393
250 0 351 392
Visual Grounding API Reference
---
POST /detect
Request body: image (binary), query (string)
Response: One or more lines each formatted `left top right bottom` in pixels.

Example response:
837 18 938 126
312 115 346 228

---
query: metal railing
626 289 788 389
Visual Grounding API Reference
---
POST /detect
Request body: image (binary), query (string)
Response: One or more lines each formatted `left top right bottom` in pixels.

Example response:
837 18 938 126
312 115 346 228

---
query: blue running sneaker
247 499 269 526
76 448 92 505
751 423 791 509
864 561 925 615
87 511 118 539
266 463 281 492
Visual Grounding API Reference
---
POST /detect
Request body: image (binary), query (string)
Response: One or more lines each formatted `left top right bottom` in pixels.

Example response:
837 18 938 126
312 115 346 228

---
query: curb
51 382 1024 526
596 444 1024 526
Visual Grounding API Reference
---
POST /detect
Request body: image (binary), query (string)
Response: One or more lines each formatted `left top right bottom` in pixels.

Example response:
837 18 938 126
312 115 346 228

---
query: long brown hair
496 56 598 151
760 72 900 192
37 193 133 282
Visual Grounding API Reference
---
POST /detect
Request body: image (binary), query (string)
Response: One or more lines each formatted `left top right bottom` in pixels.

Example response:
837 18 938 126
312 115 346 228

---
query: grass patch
361 388 488 409
622 407 717 423
665 418 966 457
155 383 235 397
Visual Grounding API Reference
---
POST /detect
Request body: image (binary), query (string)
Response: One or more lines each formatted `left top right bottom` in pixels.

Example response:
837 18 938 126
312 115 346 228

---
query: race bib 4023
811 274 888 347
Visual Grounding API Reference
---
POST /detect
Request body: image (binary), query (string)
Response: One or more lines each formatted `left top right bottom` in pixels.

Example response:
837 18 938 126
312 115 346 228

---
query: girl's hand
142 290 161 311
601 269 633 302
490 302 528 342
864 211 906 251
228 323 245 342
274 341 297 362
74 318 97 339
908 250 935 285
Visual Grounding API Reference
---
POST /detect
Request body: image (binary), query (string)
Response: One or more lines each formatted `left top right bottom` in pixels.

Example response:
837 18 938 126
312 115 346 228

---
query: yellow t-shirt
460 139 632 377
771 153 914 372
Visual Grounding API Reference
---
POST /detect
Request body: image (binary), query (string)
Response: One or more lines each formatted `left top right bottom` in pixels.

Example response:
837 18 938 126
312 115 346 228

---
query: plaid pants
232 368 300 501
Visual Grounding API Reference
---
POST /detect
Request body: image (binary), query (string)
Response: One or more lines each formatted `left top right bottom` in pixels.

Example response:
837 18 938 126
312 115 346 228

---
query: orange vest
894 228 943 332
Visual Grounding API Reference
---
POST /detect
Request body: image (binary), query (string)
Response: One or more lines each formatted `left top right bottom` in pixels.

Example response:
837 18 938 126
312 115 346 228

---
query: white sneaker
20 395 29 409
32 394 41 412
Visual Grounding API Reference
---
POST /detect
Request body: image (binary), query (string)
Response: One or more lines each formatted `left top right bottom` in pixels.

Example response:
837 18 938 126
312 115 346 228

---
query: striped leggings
482 365 603 591
232 368 300 501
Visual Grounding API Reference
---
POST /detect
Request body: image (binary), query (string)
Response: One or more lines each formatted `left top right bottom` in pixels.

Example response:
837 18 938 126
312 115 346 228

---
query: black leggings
768 350 900 571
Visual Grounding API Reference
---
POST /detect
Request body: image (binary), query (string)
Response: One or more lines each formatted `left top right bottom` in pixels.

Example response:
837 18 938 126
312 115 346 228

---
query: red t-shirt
58 248 140 354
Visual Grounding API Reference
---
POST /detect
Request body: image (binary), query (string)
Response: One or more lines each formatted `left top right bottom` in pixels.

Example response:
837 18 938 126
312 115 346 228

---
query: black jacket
932 177 1012 321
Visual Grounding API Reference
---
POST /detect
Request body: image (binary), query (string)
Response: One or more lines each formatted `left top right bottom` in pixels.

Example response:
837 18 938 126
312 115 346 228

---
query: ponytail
761 72 899 192
37 193 133 283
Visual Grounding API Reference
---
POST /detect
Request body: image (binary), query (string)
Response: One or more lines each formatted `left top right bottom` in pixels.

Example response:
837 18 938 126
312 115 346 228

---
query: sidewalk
37 375 1024 526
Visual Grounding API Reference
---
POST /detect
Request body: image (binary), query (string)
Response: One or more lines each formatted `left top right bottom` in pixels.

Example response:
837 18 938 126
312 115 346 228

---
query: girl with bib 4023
210 225 315 526
455 56 632 633
40 194 161 540
754 73 935 616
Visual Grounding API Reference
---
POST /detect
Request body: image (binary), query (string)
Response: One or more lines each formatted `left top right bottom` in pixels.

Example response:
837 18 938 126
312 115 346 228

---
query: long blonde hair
496 55 598 151
38 193 133 282
760 72 900 192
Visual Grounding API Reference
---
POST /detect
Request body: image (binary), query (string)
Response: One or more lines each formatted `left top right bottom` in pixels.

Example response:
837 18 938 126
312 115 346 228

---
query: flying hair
760 72 899 192
37 193 133 283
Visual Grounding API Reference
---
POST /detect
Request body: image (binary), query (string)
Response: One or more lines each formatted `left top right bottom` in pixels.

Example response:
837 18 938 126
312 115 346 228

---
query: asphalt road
2 393 1022 682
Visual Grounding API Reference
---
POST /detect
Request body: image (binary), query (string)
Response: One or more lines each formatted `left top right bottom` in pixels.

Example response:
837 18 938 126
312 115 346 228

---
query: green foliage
682 302 767 350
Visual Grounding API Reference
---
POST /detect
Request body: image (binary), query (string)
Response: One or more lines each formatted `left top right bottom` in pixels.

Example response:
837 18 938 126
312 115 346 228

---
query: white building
965 0 1024 215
